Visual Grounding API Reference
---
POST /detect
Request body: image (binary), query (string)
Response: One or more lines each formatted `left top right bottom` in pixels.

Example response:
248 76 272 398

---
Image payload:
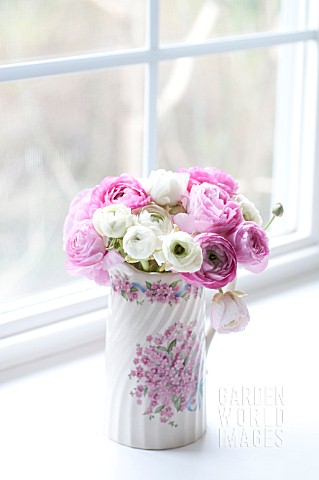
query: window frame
1 0 319 370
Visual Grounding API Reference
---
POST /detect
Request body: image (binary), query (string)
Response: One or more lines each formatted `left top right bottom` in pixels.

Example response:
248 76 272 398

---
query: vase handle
205 278 237 354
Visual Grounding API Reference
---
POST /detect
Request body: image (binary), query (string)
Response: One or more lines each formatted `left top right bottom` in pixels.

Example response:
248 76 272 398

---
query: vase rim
109 261 183 277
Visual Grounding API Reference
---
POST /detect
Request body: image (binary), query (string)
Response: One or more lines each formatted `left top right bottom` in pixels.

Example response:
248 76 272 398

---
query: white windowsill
0 275 318 480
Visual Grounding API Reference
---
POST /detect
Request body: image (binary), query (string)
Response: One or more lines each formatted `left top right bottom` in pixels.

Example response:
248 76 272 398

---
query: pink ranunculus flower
63 188 93 248
65 219 124 285
230 221 269 273
89 174 150 215
180 233 237 289
173 212 197 234
178 166 238 196
187 182 243 235
211 291 250 334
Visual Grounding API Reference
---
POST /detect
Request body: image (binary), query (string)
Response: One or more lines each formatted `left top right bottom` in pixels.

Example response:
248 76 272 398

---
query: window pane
0 0 145 64
0 66 144 303
158 49 278 229
160 0 282 44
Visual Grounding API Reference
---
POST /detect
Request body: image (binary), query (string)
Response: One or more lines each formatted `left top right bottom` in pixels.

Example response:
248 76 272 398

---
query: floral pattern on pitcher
111 273 202 305
128 321 205 427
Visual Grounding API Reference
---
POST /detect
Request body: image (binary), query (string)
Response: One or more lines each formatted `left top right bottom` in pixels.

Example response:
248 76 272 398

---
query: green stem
140 260 150 272
264 214 275 231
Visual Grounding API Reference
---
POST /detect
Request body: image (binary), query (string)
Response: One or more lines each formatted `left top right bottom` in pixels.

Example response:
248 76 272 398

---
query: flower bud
272 203 284 217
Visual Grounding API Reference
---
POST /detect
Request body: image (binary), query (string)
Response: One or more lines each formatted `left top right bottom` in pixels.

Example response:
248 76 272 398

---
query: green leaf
144 387 148 397
154 405 165 414
167 339 177 354
157 346 167 352
145 281 153 290
121 291 128 301
174 396 182 411
169 280 181 288
130 286 138 292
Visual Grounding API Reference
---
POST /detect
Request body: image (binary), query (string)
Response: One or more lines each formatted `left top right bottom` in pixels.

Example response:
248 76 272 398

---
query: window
1 1 319 365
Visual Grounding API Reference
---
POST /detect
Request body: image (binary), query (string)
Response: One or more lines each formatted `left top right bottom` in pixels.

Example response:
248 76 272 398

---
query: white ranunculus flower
153 248 166 267
134 204 174 246
123 225 157 260
142 169 190 206
159 231 203 272
235 194 262 226
92 204 133 239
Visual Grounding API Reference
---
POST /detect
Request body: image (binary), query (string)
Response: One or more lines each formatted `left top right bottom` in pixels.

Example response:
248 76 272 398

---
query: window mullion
309 0 319 241
143 0 159 175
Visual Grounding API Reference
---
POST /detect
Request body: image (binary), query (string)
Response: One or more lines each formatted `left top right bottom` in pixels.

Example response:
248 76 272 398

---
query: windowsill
0 275 318 479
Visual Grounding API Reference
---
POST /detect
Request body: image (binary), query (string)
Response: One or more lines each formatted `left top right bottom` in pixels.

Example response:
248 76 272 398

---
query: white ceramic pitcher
104 262 214 450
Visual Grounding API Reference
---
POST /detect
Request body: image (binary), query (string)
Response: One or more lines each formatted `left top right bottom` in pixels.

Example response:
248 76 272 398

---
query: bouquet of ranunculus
64 167 283 334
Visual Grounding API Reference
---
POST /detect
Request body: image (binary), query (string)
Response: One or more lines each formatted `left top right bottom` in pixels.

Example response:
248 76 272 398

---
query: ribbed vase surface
105 263 207 449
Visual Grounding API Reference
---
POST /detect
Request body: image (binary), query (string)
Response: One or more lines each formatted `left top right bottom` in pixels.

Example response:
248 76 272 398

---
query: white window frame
1 0 319 370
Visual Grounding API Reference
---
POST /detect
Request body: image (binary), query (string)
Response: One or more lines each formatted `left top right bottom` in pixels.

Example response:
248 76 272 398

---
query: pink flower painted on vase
129 321 205 426
89 174 150 215
230 221 269 273
180 233 237 289
110 273 202 305
65 219 123 285
186 183 243 235
178 166 239 196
